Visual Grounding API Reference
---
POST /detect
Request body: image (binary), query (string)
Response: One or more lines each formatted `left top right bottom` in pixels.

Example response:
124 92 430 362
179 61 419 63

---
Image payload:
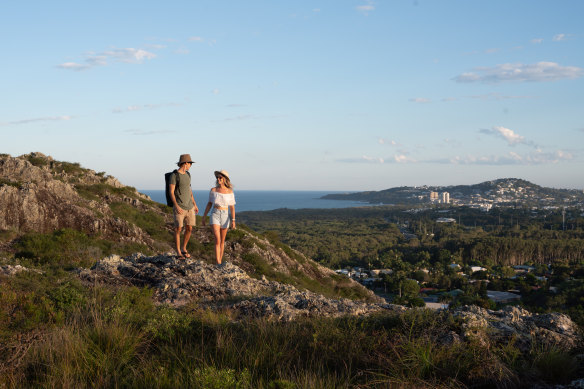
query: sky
2 1 583 191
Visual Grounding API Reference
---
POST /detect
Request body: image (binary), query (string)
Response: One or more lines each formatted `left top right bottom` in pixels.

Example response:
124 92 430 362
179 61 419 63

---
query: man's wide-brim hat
178 154 195 164
214 170 230 180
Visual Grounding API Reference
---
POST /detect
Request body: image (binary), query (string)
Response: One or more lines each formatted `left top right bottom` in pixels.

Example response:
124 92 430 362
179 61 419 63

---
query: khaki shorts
174 207 196 228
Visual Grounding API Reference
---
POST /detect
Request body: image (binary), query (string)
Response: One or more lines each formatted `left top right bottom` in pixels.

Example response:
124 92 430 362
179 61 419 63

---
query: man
169 154 199 259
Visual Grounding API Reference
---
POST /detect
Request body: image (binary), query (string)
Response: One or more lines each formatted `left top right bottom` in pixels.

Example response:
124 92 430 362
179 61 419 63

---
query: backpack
164 170 191 207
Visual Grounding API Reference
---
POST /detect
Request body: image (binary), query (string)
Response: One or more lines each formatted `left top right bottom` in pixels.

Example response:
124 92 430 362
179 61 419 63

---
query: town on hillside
323 178 584 210
336 261 563 311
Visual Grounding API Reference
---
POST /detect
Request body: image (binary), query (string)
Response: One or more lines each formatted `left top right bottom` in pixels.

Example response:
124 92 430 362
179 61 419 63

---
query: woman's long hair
216 176 233 189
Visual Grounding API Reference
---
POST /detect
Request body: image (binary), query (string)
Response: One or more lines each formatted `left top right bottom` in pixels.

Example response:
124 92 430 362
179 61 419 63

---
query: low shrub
76 184 139 201
109 202 167 242
15 229 104 267
0 179 22 189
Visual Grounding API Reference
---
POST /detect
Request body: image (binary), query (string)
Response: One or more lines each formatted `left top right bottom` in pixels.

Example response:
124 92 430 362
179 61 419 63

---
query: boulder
80 253 402 320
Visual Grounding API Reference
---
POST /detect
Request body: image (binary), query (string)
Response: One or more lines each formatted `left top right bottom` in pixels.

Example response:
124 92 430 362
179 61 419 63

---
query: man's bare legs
175 225 193 258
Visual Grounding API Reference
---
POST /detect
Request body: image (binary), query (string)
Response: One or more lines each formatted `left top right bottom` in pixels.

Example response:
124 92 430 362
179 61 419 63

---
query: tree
402 279 420 299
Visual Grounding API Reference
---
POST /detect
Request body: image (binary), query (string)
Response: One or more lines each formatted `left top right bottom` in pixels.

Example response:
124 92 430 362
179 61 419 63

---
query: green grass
14 228 152 268
2 282 580 388
25 156 49 167
109 202 169 242
0 178 23 189
76 183 141 201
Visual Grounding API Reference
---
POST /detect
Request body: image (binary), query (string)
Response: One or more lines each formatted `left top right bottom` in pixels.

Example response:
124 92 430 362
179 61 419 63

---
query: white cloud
58 47 157 71
145 44 166 50
112 103 182 114
468 92 535 101
57 62 90 71
189 36 204 42
338 155 384 163
394 154 416 163
212 89 220 95
553 33 567 41
103 48 156 63
442 138 462 147
364 155 384 163
338 153 416 164
433 150 573 166
453 62 583 83
531 38 544 44
0 115 73 126
409 97 431 103
125 129 177 136
479 126 536 147
378 138 398 146
222 115 256 122
356 2 375 14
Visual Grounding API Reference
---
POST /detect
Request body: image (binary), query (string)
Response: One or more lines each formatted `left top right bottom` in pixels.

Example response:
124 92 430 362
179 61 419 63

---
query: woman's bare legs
211 224 229 264
219 227 228 261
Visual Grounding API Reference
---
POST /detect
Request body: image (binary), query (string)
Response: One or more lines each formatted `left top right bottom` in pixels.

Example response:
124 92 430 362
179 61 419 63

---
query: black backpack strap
173 170 182 196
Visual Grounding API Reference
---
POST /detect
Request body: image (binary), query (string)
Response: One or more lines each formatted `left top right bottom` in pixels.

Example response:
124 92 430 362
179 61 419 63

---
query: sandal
181 250 191 258
176 254 186 260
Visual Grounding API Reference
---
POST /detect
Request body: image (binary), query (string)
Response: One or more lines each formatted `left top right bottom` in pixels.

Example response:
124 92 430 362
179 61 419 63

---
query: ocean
141 190 366 212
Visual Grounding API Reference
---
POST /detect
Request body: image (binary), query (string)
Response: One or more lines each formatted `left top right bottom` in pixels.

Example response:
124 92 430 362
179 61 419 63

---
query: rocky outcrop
0 153 155 246
78 251 584 355
79 253 399 321
1 152 377 302
0 264 41 276
454 305 582 352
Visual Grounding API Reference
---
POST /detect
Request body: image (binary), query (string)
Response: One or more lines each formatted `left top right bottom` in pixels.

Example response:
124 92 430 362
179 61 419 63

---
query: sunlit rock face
0 152 154 246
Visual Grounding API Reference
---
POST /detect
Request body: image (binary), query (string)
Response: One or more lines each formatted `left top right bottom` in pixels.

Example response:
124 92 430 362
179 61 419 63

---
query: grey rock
453 304 581 352
82 253 400 320
0 264 41 276
0 153 156 247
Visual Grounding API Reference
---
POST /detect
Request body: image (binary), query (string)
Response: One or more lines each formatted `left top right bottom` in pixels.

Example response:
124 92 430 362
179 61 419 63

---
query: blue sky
2 1 583 191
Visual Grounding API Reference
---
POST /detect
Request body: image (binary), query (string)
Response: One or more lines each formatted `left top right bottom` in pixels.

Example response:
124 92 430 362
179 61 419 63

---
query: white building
441 192 450 204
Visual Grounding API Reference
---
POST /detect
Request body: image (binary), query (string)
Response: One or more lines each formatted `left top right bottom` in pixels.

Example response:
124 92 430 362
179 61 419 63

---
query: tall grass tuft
2 281 582 388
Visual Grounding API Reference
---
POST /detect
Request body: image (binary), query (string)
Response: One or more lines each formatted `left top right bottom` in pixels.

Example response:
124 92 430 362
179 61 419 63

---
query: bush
15 229 103 267
109 202 167 241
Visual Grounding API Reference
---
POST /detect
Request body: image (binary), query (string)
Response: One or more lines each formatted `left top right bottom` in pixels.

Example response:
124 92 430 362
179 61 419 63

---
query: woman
202 170 236 266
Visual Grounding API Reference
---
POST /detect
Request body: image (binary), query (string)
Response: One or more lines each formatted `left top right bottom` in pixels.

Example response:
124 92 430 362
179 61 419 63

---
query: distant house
425 302 449 310
513 265 535 273
362 277 381 285
487 290 521 304
371 269 393 276
446 289 464 297
436 217 456 223
449 263 460 269
422 296 449 310
469 279 490 284
470 266 487 273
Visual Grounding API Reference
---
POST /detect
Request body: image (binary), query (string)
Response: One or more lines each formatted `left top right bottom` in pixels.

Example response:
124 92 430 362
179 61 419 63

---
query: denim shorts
210 208 230 229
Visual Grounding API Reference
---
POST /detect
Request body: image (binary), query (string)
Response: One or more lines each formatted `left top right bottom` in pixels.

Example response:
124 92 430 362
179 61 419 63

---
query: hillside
322 178 584 207
2 153 584 387
0 152 374 302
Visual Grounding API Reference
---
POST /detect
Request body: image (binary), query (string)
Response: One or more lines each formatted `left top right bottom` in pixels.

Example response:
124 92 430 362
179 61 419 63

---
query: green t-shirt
169 171 193 210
